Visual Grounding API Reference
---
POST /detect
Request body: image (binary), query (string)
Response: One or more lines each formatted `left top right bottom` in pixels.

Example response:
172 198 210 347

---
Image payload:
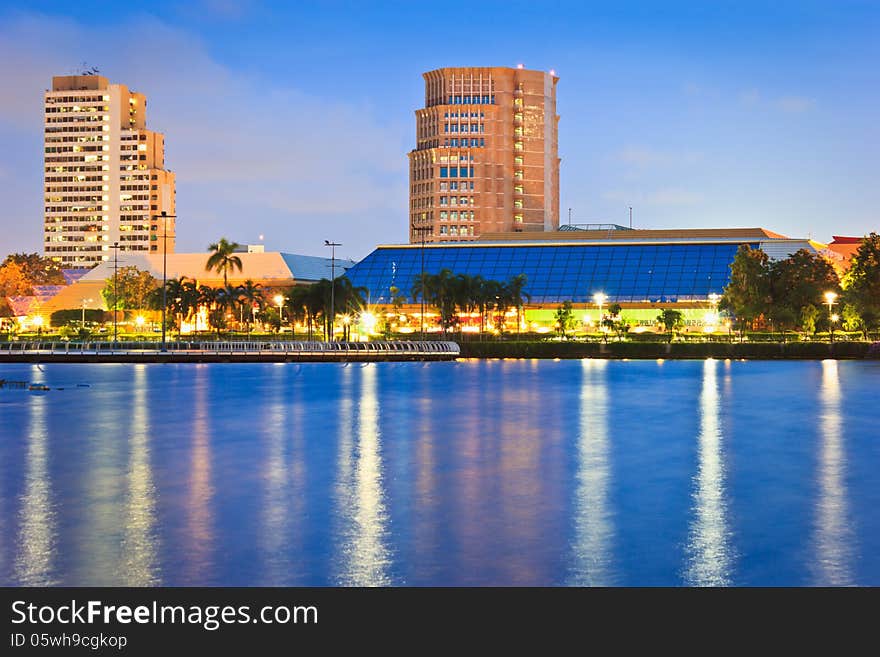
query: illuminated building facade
409 66 560 244
43 75 176 268
345 227 817 326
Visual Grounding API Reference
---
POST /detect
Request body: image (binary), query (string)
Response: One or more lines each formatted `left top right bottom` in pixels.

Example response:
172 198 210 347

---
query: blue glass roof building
344 227 816 307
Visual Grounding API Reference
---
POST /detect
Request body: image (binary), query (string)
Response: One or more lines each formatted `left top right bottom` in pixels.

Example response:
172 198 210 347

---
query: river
0 359 877 586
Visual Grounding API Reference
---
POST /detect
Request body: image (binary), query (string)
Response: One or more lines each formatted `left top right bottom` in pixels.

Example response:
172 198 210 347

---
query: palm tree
286 286 310 337
505 274 530 334
206 238 243 287
238 279 263 334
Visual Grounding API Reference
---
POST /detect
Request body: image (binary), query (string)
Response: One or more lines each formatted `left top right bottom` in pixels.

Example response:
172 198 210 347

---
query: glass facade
344 242 754 305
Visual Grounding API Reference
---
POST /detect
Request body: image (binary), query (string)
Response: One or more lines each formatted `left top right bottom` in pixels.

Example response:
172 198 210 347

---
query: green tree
721 245 771 339
555 301 575 338
842 233 880 339
102 266 159 314
206 238 243 287
657 308 685 342
769 248 839 337
800 304 819 335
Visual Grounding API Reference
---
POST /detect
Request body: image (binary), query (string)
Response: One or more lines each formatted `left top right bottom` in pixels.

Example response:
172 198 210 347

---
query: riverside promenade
0 340 460 363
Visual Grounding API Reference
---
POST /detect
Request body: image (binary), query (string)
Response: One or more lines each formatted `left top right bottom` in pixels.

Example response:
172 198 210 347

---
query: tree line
721 234 880 339
411 270 530 335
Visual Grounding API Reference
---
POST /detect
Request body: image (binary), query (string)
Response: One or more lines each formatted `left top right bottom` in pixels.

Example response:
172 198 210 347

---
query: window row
439 167 475 178
447 95 495 104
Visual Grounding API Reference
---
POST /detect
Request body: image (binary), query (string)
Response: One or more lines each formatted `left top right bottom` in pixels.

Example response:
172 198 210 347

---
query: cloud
773 95 815 113
645 188 703 206
0 11 408 258
736 87 816 113
601 187 702 207
616 147 704 168
738 88 761 107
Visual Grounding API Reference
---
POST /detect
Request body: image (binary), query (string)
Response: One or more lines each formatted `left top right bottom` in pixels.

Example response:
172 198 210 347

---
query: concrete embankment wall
458 341 879 360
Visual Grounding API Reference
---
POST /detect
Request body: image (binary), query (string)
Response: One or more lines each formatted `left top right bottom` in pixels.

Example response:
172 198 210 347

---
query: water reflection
260 366 306 585
121 365 160 585
569 359 615 585
334 365 393 585
813 360 855 585
14 366 56 585
685 359 734 586
186 366 214 582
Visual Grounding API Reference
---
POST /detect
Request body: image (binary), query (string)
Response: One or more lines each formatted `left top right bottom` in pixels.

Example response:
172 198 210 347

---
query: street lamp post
109 242 121 345
593 292 607 336
324 240 341 341
824 291 838 344
175 296 182 340
154 211 176 352
411 224 430 340
81 297 93 329
274 294 285 333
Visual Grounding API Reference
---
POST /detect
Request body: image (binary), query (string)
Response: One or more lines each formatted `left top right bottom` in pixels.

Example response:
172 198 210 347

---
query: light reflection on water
685 359 734 586
121 365 159 585
334 364 393 585
813 360 856 585
569 359 614 585
14 366 56 586
0 359 876 586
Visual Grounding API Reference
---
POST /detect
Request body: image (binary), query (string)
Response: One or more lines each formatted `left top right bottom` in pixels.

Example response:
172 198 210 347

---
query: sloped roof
478 227 791 242
280 253 352 282
78 251 341 285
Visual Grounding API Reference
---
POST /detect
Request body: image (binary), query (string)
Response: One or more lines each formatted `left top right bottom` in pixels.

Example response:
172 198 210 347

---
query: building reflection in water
186 365 214 582
569 359 615 586
334 365 393 585
260 365 306 585
121 365 160 585
685 358 734 586
14 366 56 585
813 360 855 585
412 368 437 581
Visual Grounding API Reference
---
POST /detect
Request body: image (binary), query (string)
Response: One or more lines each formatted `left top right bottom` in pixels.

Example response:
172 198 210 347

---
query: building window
440 167 448 178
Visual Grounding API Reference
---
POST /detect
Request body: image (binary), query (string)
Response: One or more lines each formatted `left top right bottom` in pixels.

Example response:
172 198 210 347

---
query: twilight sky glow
0 0 877 261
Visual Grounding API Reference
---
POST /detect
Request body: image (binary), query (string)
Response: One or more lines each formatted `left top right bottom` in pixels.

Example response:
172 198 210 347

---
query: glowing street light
360 311 377 336
593 292 607 323
824 291 838 344
274 294 285 326
81 297 93 329
135 315 145 331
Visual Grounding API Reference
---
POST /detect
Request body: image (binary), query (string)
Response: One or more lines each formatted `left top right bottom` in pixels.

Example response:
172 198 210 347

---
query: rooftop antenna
77 62 100 76
629 206 633 229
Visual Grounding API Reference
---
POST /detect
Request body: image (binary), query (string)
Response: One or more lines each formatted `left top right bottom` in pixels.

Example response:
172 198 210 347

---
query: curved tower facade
408 66 559 243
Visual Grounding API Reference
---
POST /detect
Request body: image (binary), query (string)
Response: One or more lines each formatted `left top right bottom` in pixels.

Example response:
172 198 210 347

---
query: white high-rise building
43 74 176 268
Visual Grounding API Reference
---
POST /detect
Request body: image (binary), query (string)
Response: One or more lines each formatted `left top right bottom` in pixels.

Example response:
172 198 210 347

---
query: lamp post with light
593 292 607 338
324 240 341 341
108 242 121 345
81 298 93 329
153 211 176 352
824 291 838 344
274 294 285 334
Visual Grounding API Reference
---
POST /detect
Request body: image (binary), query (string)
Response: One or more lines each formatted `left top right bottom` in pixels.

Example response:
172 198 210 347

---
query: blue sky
1 0 877 261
